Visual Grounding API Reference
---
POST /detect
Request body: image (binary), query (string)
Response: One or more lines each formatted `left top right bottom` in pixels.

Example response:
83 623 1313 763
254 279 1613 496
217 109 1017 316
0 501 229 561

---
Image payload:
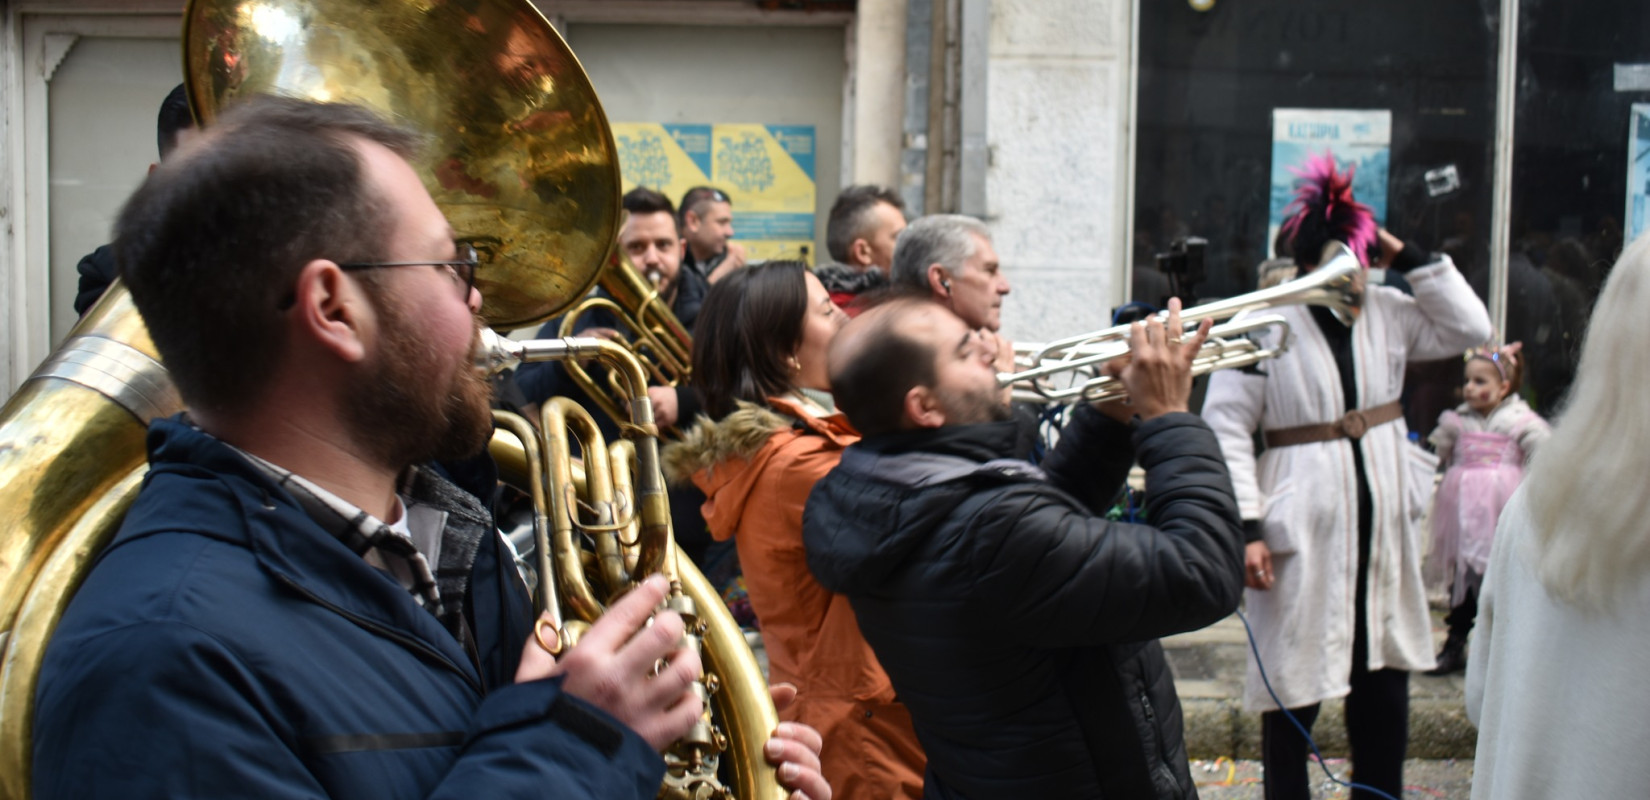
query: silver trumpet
1004 241 1364 404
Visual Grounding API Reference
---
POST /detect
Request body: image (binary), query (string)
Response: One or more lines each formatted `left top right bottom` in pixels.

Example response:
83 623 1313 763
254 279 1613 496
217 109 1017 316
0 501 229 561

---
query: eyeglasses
339 241 481 300
278 241 484 310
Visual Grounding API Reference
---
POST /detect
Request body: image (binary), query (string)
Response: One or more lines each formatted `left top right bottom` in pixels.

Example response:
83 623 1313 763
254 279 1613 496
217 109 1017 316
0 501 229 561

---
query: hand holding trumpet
1098 297 1214 421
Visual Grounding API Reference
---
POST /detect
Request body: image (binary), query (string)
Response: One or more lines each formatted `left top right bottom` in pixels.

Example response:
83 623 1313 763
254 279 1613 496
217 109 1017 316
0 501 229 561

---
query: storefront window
1135 0 1649 423
1506 0 1649 410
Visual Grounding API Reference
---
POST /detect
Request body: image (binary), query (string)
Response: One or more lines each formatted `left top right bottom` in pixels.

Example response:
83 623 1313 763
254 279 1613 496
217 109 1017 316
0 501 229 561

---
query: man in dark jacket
32 97 827 800
803 297 1245 799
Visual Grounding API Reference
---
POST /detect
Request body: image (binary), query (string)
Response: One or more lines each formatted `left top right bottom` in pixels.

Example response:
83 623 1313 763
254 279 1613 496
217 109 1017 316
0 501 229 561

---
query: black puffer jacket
803 406 1244 799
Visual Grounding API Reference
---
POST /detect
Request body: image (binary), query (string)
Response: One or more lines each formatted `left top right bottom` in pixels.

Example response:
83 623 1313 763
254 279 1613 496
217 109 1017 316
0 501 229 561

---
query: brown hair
115 96 420 415
692 260 811 420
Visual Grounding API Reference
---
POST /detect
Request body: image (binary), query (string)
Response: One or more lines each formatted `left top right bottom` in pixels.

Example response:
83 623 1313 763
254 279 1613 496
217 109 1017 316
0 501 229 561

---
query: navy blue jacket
32 418 664 799
804 408 1244 799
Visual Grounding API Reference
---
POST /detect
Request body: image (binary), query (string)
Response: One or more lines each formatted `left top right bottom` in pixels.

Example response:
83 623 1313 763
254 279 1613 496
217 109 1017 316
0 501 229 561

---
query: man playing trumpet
802 296 1245 798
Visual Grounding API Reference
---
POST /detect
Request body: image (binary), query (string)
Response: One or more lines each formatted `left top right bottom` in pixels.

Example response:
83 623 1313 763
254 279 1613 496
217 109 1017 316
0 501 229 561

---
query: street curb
1181 696 1479 760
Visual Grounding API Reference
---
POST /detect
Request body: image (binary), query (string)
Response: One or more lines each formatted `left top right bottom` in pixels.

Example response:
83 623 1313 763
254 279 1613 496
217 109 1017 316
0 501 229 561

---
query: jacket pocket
1260 481 1300 555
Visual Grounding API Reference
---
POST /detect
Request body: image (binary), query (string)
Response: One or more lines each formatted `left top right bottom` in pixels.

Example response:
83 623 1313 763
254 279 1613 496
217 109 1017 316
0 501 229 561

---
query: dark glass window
1135 1 1497 312
1506 0 1650 410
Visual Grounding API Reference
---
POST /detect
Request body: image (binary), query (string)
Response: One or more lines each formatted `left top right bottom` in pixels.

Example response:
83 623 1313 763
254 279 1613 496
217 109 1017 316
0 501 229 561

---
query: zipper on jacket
1139 689 1183 791
275 573 484 696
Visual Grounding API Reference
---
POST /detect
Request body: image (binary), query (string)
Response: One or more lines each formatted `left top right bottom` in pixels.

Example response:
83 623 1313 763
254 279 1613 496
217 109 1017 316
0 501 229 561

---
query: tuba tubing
0 282 183 799
483 330 785 800
557 247 695 436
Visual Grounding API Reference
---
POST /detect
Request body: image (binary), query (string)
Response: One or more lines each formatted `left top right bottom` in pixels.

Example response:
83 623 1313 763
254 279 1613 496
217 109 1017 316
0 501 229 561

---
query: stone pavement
1190 757 1476 799
1165 607 1479 798
1162 609 1476 760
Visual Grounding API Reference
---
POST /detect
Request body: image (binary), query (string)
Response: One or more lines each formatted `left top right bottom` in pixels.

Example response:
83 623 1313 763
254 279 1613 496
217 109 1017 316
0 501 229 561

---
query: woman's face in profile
793 272 845 392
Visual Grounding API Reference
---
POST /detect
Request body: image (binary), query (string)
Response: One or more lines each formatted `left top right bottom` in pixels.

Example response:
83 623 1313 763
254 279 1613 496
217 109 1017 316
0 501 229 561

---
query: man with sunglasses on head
678 185 746 284
30 97 829 800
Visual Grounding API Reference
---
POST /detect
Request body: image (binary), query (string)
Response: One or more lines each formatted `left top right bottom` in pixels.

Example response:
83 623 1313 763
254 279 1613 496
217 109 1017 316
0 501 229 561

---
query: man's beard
343 298 495 472
940 382 1014 426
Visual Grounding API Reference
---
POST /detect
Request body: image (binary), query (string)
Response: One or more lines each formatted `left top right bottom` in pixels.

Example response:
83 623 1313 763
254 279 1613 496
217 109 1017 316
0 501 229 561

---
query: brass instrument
0 0 780 797
0 288 179 800
1007 242 1363 404
482 331 778 799
556 246 695 434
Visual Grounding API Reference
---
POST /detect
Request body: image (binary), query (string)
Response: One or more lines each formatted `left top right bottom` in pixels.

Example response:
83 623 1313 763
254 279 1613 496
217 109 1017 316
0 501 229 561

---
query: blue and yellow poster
1268 109 1392 257
613 122 817 263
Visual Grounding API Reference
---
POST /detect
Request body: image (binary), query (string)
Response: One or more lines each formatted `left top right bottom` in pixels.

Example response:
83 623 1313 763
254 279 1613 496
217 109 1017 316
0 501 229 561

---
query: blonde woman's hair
1523 233 1650 611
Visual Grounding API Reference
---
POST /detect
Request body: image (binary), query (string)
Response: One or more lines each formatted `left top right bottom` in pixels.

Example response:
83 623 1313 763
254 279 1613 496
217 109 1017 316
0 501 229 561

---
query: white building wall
985 0 1132 345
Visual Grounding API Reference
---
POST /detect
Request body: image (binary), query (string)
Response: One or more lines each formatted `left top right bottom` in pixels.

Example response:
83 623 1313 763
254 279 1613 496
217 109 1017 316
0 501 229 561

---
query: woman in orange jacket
664 260 925 799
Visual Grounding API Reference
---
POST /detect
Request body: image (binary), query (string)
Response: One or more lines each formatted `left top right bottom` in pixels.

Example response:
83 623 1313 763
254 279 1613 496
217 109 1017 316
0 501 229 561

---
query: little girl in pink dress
1426 343 1551 674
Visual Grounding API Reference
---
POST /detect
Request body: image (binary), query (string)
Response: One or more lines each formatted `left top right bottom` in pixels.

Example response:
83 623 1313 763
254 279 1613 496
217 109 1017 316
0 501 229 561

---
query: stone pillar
848 0 907 189
984 0 1132 344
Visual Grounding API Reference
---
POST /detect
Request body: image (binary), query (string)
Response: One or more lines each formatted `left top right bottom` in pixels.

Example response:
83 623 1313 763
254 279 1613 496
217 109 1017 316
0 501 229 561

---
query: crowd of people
26 79 1650 800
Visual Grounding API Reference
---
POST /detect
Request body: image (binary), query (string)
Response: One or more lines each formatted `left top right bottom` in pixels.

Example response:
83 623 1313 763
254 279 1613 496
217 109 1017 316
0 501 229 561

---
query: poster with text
1269 109 1392 258
1627 104 1650 245
612 122 817 264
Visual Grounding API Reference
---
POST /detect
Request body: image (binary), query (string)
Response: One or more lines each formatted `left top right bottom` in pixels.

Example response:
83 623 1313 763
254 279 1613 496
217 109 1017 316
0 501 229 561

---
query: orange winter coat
664 396 925 800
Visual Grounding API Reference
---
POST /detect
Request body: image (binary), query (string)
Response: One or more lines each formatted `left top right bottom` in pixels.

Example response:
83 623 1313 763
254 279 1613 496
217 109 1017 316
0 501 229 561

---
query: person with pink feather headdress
1201 153 1491 799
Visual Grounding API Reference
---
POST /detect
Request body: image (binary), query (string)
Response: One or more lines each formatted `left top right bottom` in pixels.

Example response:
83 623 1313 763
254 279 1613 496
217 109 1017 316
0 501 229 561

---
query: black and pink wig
1278 152 1377 268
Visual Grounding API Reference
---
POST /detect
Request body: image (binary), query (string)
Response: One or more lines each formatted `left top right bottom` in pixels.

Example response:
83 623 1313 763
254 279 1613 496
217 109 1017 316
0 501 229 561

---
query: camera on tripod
1112 236 1208 326
1157 236 1207 309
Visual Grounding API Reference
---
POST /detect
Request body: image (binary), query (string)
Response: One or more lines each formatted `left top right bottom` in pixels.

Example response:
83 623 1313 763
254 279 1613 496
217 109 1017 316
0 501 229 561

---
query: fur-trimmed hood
662 402 793 485
660 396 859 543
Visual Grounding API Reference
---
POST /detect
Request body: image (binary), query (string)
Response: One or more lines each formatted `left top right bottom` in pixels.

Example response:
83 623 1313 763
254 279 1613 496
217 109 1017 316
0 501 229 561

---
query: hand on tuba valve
515 573 706 752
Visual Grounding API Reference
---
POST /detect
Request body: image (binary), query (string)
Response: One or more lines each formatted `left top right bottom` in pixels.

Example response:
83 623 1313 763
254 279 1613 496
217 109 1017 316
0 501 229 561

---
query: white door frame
4 11 178 394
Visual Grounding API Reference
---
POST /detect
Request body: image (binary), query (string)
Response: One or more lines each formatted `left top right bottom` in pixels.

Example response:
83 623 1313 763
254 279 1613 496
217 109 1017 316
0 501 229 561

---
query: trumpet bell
183 0 621 330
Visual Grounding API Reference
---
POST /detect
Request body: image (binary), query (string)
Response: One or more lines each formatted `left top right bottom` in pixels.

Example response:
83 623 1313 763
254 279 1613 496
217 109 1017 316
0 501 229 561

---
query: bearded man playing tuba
29 97 828 800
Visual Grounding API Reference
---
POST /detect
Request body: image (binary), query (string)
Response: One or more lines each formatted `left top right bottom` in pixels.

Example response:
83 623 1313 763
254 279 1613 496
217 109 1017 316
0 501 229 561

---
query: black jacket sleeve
1037 403 1136 515
74 244 118 317
971 412 1245 645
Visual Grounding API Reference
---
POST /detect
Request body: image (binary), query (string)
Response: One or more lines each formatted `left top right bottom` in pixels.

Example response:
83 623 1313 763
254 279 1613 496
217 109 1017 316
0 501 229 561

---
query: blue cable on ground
1235 609 1405 800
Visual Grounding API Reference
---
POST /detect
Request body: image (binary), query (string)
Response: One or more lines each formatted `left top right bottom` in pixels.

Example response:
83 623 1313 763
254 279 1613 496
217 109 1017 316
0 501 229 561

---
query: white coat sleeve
1394 255 1494 361
1202 367 1268 521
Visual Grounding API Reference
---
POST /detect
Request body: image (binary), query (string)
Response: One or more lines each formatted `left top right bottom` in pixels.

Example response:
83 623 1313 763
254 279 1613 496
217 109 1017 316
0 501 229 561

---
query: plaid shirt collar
235 450 447 617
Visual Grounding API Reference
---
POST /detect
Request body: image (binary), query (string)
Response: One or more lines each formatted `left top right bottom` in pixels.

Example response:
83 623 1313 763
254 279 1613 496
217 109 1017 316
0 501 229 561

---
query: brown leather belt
1263 401 1404 448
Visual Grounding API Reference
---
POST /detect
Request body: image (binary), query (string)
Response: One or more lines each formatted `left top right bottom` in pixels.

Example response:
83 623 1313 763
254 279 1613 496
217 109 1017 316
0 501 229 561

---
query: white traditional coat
1203 256 1492 711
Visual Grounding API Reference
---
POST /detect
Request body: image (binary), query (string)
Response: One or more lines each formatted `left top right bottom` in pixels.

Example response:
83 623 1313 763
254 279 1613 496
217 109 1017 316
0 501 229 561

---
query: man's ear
849 238 874 267
290 259 370 364
903 384 946 429
926 264 952 298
